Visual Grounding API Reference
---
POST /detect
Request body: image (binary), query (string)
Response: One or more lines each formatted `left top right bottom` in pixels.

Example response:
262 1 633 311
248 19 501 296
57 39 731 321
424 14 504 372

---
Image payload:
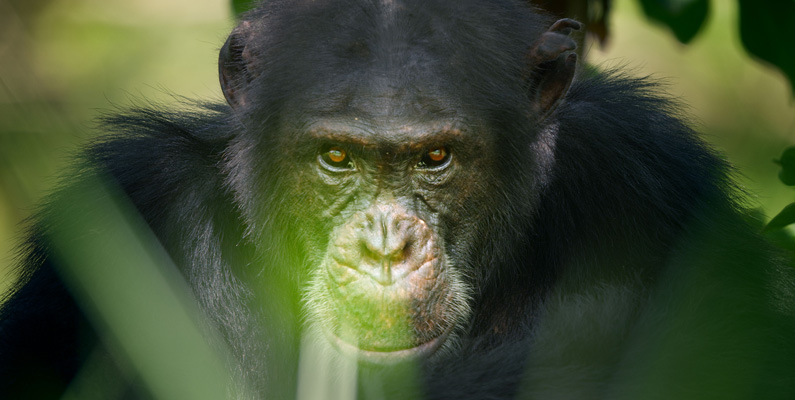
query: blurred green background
0 0 793 295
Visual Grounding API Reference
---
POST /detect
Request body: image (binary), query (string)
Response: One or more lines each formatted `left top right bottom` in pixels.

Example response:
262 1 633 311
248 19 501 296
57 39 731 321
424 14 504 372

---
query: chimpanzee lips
325 323 452 365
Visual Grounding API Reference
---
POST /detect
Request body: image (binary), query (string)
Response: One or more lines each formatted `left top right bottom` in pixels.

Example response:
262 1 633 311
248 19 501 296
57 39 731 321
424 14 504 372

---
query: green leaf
638 0 709 43
738 0 795 95
231 0 256 17
774 147 795 186
764 203 795 231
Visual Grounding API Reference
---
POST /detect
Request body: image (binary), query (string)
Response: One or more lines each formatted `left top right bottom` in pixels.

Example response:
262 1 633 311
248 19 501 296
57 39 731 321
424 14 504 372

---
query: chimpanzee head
217 0 579 363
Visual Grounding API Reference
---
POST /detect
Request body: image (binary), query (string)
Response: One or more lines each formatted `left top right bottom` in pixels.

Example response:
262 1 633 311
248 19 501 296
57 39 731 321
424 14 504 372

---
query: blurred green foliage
0 0 232 294
638 0 709 43
639 0 795 94
231 0 256 16
737 0 795 94
51 175 233 399
774 147 795 186
765 147 795 232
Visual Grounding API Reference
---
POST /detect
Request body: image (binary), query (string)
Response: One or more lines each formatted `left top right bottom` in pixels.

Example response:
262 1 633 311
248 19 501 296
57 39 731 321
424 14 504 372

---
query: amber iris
417 146 451 170
428 147 447 162
328 147 347 163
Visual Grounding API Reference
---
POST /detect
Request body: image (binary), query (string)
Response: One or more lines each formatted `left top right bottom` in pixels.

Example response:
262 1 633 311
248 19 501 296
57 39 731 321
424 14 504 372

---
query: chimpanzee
1 0 794 399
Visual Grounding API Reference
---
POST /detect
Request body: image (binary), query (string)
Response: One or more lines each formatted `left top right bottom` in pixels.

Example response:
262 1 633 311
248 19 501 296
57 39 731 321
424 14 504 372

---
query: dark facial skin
282 115 497 362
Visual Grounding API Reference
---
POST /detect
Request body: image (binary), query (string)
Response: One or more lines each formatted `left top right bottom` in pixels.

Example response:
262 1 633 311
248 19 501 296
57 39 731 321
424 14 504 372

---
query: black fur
2 0 794 399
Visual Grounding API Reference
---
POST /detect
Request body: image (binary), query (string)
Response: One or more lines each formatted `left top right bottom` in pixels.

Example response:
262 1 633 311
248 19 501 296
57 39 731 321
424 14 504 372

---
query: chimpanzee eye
319 146 355 170
417 146 451 170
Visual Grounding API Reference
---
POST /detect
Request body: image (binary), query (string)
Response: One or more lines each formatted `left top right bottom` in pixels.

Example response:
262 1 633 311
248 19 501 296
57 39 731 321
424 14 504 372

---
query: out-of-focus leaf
232 0 257 17
774 147 795 186
588 0 613 45
738 0 795 95
638 0 709 43
51 175 237 399
764 203 795 232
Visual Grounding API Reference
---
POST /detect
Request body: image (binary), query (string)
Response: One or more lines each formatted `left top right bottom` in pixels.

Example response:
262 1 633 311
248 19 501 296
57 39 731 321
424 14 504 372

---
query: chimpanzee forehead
286 73 465 122
251 0 545 115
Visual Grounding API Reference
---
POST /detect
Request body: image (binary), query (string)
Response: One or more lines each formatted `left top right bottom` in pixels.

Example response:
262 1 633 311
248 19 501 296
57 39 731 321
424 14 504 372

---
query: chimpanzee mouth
326 327 451 365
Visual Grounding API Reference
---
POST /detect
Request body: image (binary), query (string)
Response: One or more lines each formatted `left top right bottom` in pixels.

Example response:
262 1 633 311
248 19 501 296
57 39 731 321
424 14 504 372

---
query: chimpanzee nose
357 208 425 285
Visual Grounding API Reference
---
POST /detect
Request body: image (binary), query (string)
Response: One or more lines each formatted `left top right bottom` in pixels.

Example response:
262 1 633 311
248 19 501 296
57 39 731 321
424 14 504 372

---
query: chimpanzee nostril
361 213 407 258
400 238 413 260
351 209 428 286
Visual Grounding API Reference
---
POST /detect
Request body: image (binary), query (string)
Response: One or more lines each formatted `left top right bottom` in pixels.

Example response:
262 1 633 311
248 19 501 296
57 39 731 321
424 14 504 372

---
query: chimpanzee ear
525 18 582 120
219 20 256 108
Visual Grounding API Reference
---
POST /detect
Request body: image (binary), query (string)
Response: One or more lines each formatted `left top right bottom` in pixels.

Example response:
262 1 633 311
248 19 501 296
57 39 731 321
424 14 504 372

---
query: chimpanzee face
217 1 578 363
277 111 500 362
